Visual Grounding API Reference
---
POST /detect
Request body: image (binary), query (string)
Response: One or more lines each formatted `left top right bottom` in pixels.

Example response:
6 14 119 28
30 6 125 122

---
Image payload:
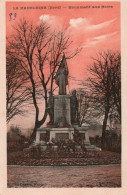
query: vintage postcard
0 0 127 194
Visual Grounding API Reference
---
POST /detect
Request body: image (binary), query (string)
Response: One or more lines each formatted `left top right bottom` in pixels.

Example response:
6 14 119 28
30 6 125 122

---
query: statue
47 91 54 124
55 53 68 95
70 90 78 124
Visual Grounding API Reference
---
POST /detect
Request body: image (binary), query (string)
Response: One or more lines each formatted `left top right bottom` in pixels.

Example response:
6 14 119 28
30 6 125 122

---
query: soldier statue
55 53 68 95
70 90 78 124
47 91 54 124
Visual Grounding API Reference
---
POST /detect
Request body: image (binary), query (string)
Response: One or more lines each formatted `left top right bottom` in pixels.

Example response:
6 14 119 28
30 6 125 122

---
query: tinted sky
6 1 120 130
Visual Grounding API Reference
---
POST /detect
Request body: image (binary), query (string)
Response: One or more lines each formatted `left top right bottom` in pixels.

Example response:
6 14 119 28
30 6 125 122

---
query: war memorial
34 53 100 151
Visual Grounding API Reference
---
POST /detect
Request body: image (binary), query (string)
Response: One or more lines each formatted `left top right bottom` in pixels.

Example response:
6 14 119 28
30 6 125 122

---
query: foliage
49 138 77 152
8 148 121 166
90 131 121 153
7 126 27 152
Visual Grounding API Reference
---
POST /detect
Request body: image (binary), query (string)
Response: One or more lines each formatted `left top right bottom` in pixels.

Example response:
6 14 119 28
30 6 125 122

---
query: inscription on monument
55 133 69 141
54 95 71 126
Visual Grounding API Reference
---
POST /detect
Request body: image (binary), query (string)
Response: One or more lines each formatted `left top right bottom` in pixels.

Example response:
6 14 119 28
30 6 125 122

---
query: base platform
34 126 101 151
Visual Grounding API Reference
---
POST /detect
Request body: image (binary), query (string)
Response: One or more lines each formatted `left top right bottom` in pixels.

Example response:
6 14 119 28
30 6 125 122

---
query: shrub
90 132 121 153
7 125 26 153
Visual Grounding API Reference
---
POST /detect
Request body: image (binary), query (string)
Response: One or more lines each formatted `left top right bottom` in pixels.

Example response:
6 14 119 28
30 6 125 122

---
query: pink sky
6 1 120 129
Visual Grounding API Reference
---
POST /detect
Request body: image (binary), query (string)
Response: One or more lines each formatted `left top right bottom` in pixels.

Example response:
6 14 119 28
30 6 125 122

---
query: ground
7 150 121 166
7 164 121 187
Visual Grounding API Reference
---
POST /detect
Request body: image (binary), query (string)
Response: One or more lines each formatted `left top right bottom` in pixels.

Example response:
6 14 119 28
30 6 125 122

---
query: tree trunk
29 108 48 144
101 106 109 149
29 89 48 144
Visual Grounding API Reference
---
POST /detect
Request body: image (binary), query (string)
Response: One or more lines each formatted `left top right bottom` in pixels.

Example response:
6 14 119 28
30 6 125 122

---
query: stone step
85 145 101 151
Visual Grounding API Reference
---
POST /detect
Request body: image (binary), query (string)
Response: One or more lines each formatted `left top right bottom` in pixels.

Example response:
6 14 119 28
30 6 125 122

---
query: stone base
49 128 74 141
75 127 91 145
35 128 49 145
84 145 101 151
34 127 101 151
74 127 101 151
34 127 74 144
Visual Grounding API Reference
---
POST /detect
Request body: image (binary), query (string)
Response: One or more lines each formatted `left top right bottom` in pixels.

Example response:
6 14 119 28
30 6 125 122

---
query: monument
54 53 71 127
34 53 101 151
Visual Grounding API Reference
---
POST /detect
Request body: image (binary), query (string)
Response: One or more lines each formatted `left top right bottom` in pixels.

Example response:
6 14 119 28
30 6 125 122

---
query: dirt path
7 164 121 187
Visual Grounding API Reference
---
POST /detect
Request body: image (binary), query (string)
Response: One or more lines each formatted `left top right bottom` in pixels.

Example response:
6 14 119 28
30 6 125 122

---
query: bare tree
6 49 32 123
76 88 104 127
76 89 91 126
87 50 121 147
7 18 80 141
110 52 121 121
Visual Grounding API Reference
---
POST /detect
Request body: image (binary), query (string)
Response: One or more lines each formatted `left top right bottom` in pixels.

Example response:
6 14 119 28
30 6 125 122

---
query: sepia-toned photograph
5 0 122 189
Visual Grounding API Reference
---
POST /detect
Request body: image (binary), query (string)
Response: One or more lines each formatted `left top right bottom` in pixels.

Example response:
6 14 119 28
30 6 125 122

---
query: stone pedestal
34 126 101 151
74 127 91 145
54 95 71 127
73 127 101 151
49 128 74 141
35 128 48 145
34 127 74 145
